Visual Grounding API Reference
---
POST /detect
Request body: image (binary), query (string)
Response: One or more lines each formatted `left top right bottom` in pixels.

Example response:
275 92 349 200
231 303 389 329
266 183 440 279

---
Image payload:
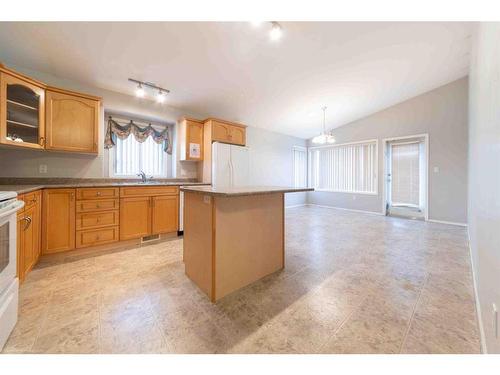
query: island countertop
180 185 313 197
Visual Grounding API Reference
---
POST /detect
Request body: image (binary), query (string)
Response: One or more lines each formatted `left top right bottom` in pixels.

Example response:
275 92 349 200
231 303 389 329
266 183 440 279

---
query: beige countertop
180 185 313 197
0 181 209 195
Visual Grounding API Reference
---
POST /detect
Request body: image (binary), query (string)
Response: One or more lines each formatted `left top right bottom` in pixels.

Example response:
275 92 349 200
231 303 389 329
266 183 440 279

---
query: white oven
0 191 24 350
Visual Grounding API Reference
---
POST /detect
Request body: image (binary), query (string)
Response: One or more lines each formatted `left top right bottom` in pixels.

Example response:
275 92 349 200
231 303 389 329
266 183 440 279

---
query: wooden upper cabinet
119 196 151 240
211 121 232 143
45 88 100 153
179 118 204 161
229 125 246 145
152 195 178 235
0 71 46 150
42 189 76 254
209 119 246 146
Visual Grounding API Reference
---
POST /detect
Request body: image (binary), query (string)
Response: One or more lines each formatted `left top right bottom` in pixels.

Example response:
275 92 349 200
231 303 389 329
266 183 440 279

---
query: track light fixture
128 78 170 102
269 22 283 41
156 89 166 103
248 21 284 41
135 83 145 98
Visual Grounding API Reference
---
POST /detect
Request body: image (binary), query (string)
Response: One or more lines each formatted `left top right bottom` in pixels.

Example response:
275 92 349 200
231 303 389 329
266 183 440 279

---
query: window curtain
104 116 172 154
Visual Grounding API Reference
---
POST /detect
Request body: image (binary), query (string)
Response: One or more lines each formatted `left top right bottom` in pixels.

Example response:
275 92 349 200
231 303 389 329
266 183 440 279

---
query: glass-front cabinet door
0 72 45 149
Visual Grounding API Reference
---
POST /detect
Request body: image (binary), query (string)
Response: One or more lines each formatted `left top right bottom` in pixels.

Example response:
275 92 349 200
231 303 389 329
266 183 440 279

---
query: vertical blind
390 142 420 206
309 141 377 193
293 147 308 188
114 135 165 176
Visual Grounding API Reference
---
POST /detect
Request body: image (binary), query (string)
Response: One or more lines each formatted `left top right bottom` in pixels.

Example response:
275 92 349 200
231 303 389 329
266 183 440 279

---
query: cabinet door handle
96 191 101 196
23 216 32 230
39 137 45 147
70 192 74 201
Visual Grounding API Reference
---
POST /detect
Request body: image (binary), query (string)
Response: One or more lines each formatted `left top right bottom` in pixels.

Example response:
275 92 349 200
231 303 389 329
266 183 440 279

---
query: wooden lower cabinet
18 186 179 260
42 189 75 254
120 197 151 240
16 190 42 282
152 195 179 234
120 187 179 240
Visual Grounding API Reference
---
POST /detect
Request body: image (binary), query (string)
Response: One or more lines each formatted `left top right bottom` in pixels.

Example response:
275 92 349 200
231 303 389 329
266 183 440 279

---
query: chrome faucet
137 170 152 183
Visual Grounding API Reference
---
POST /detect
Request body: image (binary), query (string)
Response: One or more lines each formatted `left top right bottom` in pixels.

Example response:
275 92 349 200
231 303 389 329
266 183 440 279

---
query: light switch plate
433 166 439 173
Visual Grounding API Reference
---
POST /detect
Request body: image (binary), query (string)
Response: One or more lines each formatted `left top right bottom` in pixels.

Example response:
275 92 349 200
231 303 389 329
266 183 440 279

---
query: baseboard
306 203 384 216
427 219 468 227
467 228 487 354
285 204 308 209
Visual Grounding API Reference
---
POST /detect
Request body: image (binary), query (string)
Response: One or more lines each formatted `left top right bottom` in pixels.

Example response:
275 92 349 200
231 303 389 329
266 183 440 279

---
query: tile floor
2 205 481 354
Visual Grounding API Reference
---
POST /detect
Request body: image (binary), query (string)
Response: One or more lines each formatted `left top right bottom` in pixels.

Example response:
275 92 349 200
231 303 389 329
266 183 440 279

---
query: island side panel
183 192 214 299
214 193 284 300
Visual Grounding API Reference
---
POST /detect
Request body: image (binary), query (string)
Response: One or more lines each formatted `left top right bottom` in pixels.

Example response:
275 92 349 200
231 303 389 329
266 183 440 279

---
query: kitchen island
180 186 313 301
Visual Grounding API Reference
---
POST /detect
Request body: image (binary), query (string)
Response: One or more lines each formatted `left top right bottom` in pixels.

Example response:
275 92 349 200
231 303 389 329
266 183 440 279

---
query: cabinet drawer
120 186 179 197
76 226 119 248
76 210 119 230
76 199 119 213
76 187 119 200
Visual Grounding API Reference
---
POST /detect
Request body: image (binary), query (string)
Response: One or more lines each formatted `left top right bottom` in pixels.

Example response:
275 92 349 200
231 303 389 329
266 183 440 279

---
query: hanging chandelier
311 106 335 144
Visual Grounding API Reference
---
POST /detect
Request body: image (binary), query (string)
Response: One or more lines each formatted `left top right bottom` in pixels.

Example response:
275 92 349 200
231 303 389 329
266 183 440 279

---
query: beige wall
307 77 469 224
468 22 500 353
245 126 307 207
0 64 205 179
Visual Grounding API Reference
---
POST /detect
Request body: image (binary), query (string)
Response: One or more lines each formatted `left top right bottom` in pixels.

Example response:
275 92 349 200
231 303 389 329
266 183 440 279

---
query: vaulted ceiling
0 22 472 138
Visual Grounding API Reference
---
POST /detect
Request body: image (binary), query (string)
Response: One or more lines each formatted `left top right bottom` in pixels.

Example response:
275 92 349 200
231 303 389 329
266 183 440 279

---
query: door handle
23 216 32 230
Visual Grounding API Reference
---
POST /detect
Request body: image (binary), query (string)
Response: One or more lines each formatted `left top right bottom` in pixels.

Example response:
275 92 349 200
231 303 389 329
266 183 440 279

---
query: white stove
0 191 24 350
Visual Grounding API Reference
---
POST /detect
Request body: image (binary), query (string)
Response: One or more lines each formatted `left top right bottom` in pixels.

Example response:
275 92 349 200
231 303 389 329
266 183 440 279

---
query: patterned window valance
104 116 172 154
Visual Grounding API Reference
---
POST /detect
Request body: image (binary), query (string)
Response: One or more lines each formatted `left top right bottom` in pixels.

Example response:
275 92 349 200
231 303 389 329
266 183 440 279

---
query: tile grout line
28 288 54 353
398 274 429 354
398 228 446 355
97 291 103 354
143 284 174 353
315 295 368 354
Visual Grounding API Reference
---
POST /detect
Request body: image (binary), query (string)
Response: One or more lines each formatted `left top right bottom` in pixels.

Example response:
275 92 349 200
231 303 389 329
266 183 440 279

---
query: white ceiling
0 22 472 139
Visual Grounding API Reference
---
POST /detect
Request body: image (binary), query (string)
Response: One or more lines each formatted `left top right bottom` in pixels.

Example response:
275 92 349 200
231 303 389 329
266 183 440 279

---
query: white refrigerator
212 142 250 188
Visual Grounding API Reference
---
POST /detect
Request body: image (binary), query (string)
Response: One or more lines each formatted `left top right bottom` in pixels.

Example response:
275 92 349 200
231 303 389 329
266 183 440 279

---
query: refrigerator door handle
229 158 234 187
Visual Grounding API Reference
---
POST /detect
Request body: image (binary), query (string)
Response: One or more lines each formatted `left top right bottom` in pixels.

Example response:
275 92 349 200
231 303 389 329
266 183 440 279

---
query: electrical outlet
39 164 47 174
493 303 498 338
203 195 211 204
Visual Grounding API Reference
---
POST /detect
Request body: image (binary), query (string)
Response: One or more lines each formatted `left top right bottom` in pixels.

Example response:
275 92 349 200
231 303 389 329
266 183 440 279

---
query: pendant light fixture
311 107 336 145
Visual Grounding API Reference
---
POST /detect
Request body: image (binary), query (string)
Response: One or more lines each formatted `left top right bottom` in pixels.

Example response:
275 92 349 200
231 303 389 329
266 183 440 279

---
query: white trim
308 138 378 150
292 145 307 151
306 203 384 216
285 204 308 209
382 133 429 221
312 189 378 195
426 219 467 227
467 228 487 354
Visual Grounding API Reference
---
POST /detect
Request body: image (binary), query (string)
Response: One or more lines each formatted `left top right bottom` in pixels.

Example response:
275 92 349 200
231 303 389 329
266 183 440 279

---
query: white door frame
381 133 429 221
